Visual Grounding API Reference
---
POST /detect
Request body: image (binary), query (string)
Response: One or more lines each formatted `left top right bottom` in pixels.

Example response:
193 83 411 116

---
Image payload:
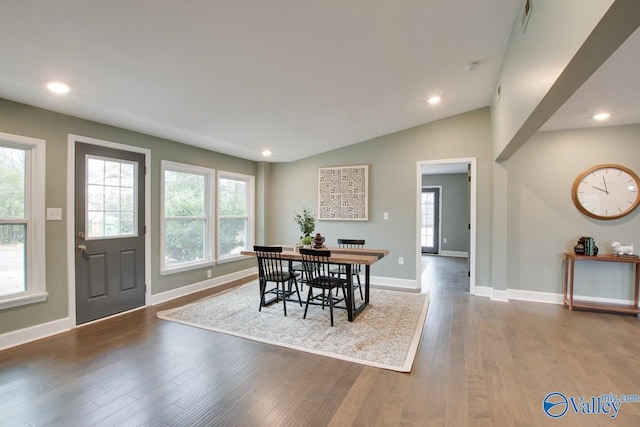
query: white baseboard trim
150 267 257 305
491 289 509 302
439 251 468 258
473 286 492 298
502 288 634 307
506 289 564 304
0 317 74 352
369 275 419 291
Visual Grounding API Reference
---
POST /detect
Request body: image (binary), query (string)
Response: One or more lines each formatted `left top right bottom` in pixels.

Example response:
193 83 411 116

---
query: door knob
77 244 87 253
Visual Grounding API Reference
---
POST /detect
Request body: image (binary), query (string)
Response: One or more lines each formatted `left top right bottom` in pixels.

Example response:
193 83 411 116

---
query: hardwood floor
1 257 640 426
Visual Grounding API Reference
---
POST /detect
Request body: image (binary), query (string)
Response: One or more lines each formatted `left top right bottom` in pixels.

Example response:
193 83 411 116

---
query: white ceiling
541 25 640 132
0 1 636 163
0 1 520 162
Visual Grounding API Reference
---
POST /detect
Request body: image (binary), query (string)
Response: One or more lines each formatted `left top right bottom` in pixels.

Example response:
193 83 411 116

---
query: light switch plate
383 212 389 220
46 208 62 221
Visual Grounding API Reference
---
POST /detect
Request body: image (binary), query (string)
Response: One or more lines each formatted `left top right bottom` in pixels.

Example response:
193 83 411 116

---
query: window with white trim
217 171 254 260
161 161 215 274
0 132 47 309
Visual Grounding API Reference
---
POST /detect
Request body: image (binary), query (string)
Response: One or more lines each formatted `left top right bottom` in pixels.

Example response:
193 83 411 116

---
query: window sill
217 254 249 264
0 292 49 310
161 260 214 276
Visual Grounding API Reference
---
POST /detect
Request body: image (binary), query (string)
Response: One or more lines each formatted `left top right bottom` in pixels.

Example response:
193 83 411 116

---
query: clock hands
591 175 611 194
592 185 609 195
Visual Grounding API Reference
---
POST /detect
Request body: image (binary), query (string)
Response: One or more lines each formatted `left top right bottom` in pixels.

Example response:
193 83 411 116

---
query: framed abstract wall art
318 165 368 221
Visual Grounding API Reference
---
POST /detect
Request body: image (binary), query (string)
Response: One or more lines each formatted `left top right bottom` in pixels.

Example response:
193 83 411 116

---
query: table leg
569 258 575 311
346 264 354 321
563 256 568 306
348 264 371 321
634 264 639 312
365 264 370 305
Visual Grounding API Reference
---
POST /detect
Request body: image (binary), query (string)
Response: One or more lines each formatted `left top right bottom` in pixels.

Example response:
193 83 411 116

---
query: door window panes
86 156 137 238
421 191 435 247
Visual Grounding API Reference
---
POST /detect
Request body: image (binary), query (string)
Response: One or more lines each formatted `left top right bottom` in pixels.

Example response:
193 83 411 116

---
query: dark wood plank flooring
1 257 640 426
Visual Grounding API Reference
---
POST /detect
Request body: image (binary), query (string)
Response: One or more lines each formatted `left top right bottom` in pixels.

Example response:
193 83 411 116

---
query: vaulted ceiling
0 1 637 162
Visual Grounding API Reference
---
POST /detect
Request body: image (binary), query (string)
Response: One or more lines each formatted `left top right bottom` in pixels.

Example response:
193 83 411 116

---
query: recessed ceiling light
47 81 70 94
262 150 272 157
465 61 479 72
427 96 441 105
593 113 610 120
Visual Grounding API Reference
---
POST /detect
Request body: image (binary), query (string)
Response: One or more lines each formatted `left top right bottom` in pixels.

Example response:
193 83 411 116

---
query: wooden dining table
240 246 389 321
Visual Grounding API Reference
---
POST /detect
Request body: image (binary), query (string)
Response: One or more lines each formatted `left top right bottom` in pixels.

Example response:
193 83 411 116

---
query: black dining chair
289 260 306 290
290 236 325 289
299 248 349 326
254 245 302 316
330 239 365 299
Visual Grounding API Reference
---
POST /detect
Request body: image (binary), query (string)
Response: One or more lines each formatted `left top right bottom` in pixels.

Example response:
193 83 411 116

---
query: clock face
572 164 640 220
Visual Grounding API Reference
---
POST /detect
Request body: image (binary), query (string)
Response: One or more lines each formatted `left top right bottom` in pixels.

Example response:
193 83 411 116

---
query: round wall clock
571 164 640 220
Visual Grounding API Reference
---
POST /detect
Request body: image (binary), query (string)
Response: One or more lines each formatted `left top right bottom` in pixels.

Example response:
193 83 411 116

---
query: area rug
157 282 429 372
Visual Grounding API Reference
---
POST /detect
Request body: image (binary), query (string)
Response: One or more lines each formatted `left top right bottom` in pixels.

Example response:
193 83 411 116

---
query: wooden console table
563 253 640 315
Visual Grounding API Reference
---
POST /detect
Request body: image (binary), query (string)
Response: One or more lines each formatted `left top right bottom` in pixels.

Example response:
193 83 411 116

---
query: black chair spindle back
254 245 301 316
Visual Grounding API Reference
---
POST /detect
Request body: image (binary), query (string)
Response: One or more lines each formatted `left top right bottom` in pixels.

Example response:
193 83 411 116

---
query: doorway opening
416 158 476 294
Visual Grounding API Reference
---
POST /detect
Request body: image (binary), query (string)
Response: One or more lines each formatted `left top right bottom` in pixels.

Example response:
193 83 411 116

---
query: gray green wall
421 174 469 253
0 98 257 334
269 108 494 285
2 98 639 339
505 123 640 299
268 109 640 300
488 0 640 294
491 0 616 159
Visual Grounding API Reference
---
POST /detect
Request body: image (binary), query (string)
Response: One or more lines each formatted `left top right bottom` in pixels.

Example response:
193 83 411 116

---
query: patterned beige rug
157 282 429 372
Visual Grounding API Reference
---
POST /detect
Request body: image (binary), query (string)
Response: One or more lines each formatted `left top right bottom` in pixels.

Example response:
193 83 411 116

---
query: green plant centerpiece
294 207 316 246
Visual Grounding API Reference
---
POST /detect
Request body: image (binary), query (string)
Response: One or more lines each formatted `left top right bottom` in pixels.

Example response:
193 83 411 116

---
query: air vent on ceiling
521 0 532 32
